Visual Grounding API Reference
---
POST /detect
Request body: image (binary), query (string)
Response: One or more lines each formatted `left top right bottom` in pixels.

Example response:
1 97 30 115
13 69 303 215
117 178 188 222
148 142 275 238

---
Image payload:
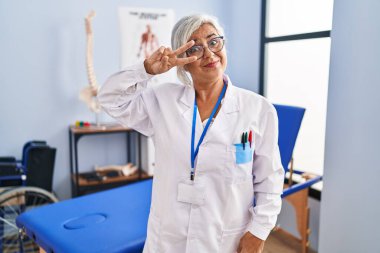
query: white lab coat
98 63 284 253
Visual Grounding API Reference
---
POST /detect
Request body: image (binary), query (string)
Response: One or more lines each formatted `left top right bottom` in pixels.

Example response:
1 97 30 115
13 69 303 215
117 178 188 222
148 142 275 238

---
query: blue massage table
16 179 153 253
16 104 322 253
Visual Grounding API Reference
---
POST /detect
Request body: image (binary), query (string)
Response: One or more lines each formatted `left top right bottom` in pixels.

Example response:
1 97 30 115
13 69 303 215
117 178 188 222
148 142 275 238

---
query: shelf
69 123 144 197
70 123 133 135
73 170 152 188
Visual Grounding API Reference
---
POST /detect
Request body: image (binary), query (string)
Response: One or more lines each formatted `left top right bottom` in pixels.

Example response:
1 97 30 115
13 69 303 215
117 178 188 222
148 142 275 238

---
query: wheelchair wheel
0 187 58 253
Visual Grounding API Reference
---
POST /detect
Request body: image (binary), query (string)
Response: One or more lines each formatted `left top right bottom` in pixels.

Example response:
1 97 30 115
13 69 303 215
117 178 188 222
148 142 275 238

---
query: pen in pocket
241 132 249 150
241 132 245 150
248 130 252 148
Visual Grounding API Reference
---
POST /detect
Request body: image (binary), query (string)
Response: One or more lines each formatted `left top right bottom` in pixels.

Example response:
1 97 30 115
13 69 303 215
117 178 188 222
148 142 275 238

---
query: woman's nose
203 46 214 58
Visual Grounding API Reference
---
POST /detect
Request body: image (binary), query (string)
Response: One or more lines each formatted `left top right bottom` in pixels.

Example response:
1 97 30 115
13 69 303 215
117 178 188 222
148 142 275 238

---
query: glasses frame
185 36 225 59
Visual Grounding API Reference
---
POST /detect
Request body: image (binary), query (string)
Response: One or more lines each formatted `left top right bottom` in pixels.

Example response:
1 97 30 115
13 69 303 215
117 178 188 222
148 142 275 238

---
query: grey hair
171 14 225 86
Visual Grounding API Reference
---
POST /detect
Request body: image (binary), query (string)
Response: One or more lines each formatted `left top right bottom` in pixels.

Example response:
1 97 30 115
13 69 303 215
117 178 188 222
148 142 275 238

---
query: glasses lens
209 37 224 52
186 46 203 58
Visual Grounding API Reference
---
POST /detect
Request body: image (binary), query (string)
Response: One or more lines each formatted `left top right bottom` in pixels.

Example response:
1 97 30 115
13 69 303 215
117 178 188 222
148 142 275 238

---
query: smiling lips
204 60 219 68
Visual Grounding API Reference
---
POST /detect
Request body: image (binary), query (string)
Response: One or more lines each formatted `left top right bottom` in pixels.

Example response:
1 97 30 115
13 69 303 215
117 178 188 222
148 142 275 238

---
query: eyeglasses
186 36 225 59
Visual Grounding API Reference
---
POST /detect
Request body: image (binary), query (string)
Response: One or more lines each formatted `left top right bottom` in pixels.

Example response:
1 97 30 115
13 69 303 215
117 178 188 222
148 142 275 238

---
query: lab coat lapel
179 85 203 141
204 77 240 143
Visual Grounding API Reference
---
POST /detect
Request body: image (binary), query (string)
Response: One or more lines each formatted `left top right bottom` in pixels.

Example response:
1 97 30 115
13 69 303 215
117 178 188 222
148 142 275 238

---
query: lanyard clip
190 171 194 181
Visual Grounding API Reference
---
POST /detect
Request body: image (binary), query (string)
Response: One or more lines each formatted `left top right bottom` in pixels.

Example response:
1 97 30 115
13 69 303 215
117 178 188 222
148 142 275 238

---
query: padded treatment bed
16 179 153 253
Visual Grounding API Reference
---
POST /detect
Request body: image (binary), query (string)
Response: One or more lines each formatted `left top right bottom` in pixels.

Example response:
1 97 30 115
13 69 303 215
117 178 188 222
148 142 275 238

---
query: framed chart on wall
118 7 176 83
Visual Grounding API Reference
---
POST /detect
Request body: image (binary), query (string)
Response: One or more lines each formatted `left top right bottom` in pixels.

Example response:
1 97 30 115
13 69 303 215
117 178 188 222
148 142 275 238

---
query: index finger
175 56 198 66
172 40 195 56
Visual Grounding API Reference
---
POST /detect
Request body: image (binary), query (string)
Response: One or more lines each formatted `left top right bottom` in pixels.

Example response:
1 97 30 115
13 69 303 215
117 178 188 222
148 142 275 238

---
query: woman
98 14 284 253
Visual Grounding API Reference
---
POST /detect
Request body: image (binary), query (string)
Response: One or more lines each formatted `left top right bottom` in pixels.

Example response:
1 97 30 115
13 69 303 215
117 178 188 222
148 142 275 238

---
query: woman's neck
193 76 224 103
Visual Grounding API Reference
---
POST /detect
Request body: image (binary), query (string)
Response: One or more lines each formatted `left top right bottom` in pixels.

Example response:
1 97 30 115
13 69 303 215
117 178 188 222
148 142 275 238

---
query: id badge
177 179 205 206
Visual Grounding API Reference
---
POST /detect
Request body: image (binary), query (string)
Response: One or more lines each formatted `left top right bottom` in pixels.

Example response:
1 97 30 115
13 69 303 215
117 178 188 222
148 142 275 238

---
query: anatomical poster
118 7 176 83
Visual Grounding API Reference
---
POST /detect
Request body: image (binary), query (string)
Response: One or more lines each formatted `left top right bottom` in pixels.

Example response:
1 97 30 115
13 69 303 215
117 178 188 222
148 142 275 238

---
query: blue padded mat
16 179 153 253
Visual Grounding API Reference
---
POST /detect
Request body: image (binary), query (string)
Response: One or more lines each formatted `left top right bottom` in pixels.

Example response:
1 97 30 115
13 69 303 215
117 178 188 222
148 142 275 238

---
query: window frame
259 0 331 95
259 0 332 199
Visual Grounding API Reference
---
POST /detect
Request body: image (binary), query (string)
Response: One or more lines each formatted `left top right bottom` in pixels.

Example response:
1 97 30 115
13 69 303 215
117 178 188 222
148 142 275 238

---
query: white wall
224 0 262 92
319 0 380 252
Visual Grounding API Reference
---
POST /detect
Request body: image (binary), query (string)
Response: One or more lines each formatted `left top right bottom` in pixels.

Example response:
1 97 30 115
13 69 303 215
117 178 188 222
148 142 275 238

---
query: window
259 0 334 175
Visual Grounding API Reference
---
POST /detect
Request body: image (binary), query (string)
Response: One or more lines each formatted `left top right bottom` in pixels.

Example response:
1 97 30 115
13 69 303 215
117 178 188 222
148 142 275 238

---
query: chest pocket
223 143 255 181
234 143 254 164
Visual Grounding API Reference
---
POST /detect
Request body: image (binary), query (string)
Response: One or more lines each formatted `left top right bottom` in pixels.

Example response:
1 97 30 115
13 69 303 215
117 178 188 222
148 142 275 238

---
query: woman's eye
187 46 202 55
209 39 218 47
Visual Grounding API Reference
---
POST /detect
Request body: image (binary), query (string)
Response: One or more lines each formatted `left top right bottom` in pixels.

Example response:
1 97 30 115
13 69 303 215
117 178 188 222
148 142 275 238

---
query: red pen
248 130 252 148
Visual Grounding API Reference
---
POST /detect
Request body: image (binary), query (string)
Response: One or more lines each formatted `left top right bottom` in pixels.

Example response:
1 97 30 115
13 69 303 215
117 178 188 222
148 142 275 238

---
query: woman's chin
202 67 224 78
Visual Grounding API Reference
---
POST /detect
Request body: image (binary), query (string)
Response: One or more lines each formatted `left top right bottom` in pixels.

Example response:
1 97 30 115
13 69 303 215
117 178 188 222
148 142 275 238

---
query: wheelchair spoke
0 216 18 230
0 187 58 253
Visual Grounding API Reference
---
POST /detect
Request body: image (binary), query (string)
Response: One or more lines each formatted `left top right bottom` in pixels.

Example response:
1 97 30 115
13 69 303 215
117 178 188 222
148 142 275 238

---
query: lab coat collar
179 74 239 128
179 75 239 111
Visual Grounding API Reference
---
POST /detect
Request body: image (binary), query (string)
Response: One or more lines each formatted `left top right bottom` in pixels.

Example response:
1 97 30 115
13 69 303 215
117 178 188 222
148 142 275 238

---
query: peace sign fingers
174 56 198 66
150 46 166 61
168 40 198 66
172 40 195 56
144 41 198 75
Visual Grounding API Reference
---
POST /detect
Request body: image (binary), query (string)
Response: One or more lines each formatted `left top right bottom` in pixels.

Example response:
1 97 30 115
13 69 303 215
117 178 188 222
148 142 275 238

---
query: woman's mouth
204 60 219 68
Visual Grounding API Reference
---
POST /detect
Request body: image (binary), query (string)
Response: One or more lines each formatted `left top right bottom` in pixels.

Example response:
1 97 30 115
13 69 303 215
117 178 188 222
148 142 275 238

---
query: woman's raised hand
144 41 198 75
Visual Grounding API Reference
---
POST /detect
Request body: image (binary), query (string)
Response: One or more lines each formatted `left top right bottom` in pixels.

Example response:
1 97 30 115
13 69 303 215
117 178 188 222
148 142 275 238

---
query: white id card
177 179 205 206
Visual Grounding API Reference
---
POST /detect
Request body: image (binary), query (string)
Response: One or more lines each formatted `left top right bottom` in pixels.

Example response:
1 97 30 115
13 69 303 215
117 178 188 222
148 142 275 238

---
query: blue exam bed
16 179 152 253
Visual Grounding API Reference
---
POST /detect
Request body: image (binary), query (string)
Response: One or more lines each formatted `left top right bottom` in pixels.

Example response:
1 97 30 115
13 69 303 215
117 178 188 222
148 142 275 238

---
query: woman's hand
144 41 197 75
237 232 265 253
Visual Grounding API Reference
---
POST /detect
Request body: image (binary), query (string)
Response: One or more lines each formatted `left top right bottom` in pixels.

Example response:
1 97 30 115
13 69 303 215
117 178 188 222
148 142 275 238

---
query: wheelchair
0 141 58 253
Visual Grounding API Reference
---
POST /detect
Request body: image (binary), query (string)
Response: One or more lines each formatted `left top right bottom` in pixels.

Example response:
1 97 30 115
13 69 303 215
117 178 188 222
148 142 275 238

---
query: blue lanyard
190 81 227 180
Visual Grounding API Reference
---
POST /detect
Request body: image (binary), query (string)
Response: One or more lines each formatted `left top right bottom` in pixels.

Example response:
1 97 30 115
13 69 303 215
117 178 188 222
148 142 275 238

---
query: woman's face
185 23 227 83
